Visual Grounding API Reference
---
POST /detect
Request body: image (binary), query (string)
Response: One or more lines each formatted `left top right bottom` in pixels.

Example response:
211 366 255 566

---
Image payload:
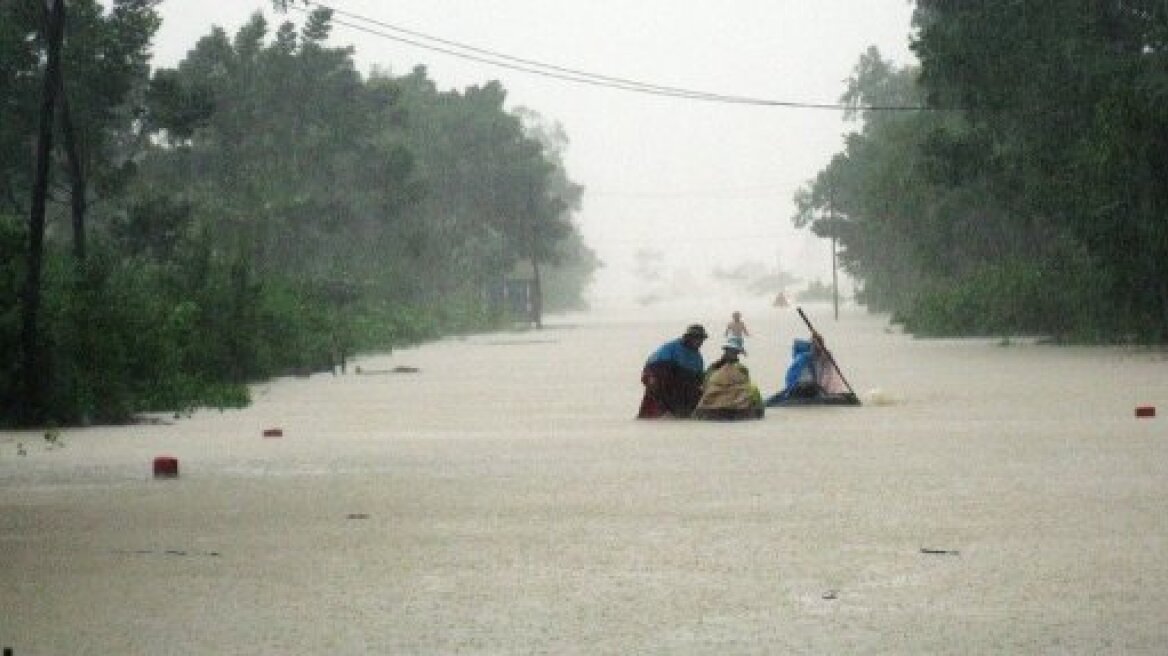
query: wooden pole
796 306 858 397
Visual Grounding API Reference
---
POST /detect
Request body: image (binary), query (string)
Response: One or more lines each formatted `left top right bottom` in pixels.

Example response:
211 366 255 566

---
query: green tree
0 0 159 249
3 6 597 426
3 0 161 424
795 43 1135 339
382 69 592 321
912 1 1168 340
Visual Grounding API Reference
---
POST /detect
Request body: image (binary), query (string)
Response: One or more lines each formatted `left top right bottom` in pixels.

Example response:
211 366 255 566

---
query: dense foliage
796 3 1168 341
2 3 597 426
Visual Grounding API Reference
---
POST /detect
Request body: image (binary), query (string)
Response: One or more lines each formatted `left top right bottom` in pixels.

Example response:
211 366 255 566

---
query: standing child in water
724 311 750 354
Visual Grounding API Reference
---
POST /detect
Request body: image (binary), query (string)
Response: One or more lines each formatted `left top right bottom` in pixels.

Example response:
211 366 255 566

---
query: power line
303 2 736 104
288 1 931 111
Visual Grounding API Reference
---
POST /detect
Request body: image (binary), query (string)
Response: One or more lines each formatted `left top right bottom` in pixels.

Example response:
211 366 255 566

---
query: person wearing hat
705 339 747 376
693 340 764 420
637 324 708 418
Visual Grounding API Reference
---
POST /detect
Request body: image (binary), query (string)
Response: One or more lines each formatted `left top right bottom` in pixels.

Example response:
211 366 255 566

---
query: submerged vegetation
796 4 1167 342
2 4 597 426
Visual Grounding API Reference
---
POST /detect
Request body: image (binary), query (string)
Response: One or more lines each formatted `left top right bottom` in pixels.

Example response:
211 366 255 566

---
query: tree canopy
795 3 1168 341
2 4 597 426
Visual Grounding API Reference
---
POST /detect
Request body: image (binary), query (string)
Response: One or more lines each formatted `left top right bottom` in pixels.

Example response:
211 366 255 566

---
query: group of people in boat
637 311 854 420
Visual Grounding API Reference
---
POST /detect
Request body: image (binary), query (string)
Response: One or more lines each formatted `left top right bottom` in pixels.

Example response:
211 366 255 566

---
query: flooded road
3 301 1167 654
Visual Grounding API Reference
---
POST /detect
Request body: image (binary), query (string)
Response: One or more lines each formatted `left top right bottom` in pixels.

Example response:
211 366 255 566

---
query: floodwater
2 301 1167 654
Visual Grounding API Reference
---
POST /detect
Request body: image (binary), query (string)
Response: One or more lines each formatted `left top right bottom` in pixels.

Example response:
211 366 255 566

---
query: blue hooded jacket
783 338 816 391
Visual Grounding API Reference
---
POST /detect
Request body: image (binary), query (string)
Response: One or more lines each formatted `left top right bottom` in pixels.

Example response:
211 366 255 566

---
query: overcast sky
146 0 918 306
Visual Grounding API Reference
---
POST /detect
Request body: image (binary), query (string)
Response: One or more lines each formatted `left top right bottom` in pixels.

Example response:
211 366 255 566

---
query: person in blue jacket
767 329 861 406
637 324 708 418
776 332 825 401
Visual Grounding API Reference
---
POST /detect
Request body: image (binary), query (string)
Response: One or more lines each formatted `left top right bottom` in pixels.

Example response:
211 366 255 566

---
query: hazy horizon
141 0 918 308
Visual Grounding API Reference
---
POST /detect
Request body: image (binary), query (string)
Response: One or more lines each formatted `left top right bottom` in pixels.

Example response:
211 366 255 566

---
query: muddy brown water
3 302 1167 654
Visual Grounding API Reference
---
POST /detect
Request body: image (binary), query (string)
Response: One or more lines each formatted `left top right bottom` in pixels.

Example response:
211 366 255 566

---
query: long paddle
796 307 859 397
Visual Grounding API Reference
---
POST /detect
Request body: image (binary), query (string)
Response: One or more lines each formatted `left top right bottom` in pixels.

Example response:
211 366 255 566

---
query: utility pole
832 233 839 321
829 184 839 321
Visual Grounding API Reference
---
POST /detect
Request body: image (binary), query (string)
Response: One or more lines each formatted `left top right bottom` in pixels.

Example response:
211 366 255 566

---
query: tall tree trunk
17 0 66 426
530 256 543 329
526 212 543 329
59 94 86 261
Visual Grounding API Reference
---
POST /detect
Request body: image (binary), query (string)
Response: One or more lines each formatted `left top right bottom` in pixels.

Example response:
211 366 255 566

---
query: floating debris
43 429 64 449
112 548 220 557
355 366 420 375
483 339 557 346
153 456 180 479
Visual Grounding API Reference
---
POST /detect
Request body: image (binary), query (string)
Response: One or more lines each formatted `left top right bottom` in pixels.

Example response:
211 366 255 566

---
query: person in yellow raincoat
693 341 764 420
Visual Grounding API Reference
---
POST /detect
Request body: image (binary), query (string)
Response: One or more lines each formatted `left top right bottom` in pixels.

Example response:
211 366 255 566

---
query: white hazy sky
146 0 918 306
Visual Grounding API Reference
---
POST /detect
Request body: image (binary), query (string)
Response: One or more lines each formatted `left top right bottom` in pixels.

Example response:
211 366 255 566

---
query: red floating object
262 428 283 438
1135 406 1156 418
153 456 179 479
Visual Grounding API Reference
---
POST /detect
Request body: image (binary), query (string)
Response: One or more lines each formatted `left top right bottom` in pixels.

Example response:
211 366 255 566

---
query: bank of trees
796 3 1167 341
2 4 597 426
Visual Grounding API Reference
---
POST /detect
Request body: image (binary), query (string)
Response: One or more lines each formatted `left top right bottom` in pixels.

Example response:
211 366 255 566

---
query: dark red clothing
637 361 703 419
